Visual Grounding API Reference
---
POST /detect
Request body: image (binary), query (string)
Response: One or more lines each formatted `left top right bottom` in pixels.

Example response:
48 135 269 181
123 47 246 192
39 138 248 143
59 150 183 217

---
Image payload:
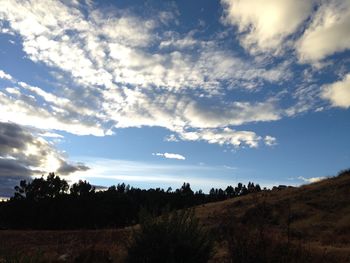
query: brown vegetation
195 169 350 262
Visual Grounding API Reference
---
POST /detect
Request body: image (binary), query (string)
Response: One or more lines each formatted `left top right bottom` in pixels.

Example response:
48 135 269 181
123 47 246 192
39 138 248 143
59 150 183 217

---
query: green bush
127 209 213 263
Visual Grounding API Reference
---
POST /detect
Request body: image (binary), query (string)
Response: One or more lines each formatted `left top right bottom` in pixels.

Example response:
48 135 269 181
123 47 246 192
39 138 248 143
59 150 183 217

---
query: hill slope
195 169 350 262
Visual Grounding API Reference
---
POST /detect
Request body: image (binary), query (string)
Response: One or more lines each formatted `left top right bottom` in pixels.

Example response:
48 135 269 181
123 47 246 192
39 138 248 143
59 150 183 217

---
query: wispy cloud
153 152 186 160
164 134 179 142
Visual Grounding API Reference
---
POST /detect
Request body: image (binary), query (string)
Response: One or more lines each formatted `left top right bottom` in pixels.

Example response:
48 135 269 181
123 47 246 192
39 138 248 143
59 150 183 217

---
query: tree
46 173 69 197
235 183 243 196
70 180 95 197
13 179 28 200
13 173 68 201
225 185 235 197
255 184 261 192
117 183 126 193
180 182 194 196
209 188 216 196
241 185 248 196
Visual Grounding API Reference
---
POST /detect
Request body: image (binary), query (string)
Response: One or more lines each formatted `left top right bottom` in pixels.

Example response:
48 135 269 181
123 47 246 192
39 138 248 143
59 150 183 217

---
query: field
1 171 350 262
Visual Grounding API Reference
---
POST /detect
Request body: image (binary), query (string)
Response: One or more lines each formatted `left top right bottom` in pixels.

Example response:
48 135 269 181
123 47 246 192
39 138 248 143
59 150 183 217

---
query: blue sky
0 0 349 196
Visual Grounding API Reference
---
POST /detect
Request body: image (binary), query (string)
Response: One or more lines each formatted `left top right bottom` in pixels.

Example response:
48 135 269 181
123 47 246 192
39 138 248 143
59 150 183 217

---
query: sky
0 0 349 197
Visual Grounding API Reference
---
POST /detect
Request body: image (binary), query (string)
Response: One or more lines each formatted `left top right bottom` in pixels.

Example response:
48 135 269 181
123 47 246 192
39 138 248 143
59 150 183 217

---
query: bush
127 209 213 263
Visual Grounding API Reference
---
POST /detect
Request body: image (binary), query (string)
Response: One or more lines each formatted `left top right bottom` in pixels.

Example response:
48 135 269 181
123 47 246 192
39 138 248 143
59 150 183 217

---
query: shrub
127 209 213 263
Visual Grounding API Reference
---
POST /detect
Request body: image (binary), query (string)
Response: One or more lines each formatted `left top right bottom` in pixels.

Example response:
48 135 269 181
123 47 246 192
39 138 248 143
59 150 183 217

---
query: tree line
0 173 262 229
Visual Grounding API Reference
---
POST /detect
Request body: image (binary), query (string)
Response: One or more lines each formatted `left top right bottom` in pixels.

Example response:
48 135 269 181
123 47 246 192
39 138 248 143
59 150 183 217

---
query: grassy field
1 170 350 262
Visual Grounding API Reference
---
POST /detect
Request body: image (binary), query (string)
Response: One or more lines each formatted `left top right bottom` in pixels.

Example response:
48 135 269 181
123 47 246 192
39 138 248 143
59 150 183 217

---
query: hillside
196 169 350 262
0 170 349 262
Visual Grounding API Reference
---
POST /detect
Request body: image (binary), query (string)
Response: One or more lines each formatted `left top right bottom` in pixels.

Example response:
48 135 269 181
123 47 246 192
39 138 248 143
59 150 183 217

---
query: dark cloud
0 158 32 177
0 122 32 155
0 122 89 197
57 161 90 175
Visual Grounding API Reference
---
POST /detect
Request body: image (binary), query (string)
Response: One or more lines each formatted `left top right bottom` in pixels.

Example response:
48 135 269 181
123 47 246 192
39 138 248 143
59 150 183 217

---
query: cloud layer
0 0 284 148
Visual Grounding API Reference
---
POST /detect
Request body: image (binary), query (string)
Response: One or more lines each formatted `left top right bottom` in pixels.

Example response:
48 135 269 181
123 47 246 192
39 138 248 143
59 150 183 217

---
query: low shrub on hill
127 209 213 263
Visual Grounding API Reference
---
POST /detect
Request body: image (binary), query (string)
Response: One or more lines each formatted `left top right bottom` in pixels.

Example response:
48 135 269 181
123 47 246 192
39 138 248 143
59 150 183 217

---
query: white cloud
0 90 105 136
153 152 186 160
0 1 285 148
264 135 277 146
223 165 236 170
0 67 281 149
0 70 12 80
39 132 64 138
298 176 326 183
0 71 106 136
221 0 313 54
104 89 281 131
164 134 179 142
221 0 350 64
179 128 262 148
183 99 281 128
0 0 289 93
296 0 350 63
5 87 20 95
321 74 350 108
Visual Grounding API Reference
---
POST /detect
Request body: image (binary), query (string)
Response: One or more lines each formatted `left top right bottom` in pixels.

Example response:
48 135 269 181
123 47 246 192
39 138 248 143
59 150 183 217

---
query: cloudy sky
0 0 349 197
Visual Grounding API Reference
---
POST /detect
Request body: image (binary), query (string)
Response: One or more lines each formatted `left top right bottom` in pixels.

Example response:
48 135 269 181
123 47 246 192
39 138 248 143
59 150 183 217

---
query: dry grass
0 228 131 262
195 170 350 262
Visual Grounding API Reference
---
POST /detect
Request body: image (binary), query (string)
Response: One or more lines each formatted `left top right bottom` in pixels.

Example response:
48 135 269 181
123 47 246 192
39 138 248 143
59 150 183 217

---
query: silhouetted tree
46 173 69 198
70 180 95 197
117 183 126 193
235 183 243 196
255 184 261 192
225 185 235 197
180 182 194 196
241 185 248 196
13 173 68 201
3 174 264 230
13 180 28 200
209 188 216 196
